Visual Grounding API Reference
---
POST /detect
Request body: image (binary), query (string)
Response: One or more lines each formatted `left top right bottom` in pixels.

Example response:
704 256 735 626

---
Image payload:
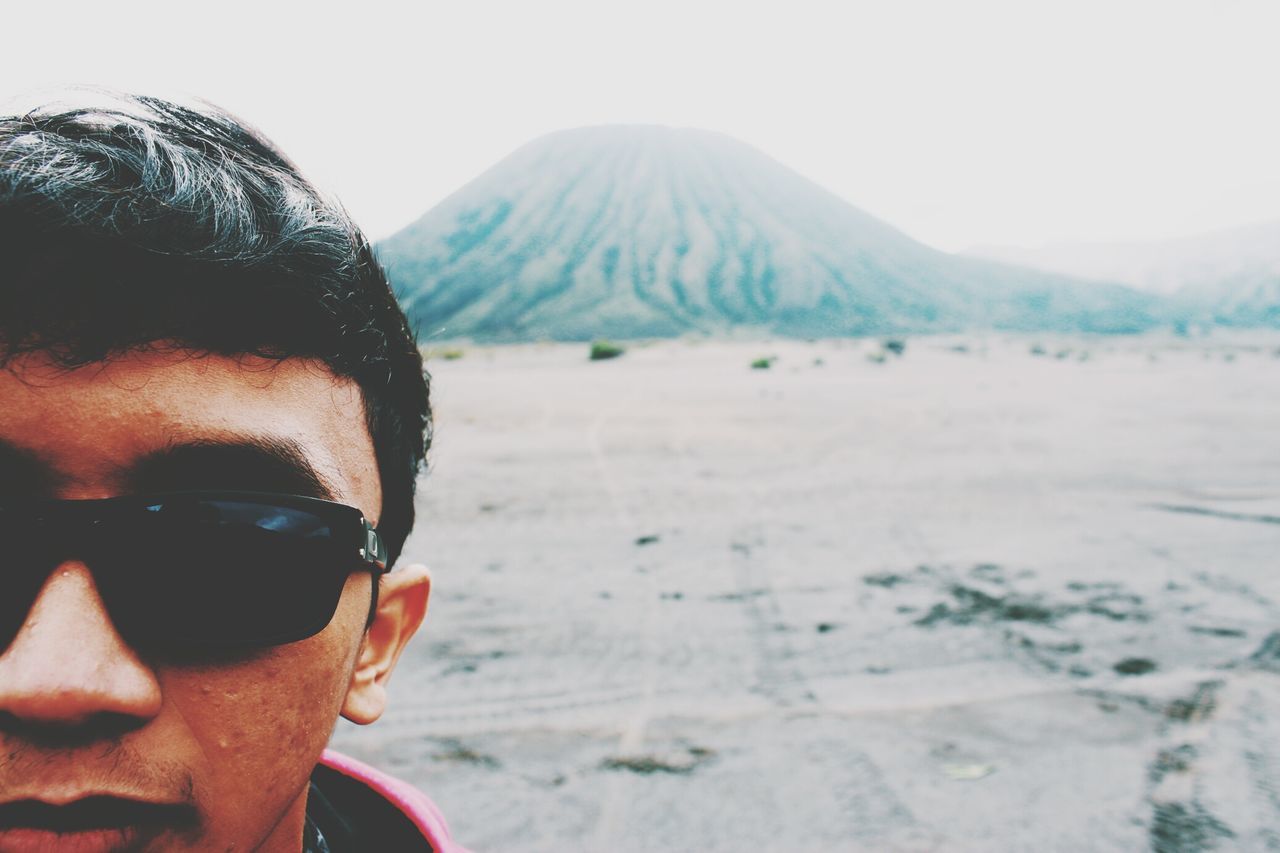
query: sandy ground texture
329 334 1280 852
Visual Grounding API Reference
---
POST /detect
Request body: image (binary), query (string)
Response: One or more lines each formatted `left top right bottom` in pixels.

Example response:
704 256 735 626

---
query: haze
3 0 1277 251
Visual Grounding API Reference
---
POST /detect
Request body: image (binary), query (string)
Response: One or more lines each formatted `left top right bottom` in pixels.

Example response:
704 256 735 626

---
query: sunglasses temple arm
361 518 388 572
361 518 388 631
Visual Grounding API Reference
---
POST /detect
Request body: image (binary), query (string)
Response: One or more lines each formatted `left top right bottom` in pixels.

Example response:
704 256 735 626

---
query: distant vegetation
422 346 466 361
750 356 775 370
589 340 625 361
865 338 908 363
882 338 907 356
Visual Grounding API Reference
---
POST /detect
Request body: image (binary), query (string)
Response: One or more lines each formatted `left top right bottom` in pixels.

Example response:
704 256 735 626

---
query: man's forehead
0 349 381 515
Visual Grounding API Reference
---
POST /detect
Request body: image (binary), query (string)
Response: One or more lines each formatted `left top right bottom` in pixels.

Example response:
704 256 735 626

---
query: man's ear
341 563 431 725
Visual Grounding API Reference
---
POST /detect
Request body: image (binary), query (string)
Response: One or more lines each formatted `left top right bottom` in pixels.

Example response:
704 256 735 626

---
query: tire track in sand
586 384 665 849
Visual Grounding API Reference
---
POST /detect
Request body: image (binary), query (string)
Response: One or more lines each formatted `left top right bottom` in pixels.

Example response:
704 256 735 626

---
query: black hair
0 92 430 567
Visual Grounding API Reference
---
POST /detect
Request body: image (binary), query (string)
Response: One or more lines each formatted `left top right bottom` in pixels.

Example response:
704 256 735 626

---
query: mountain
379 126 1162 341
970 221 1280 327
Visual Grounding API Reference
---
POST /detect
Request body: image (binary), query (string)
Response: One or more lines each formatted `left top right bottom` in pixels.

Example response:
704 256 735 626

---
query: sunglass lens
0 513 59 650
98 498 352 648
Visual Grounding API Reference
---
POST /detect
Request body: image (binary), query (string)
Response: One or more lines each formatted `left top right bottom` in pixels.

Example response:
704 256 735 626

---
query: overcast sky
4 0 1277 252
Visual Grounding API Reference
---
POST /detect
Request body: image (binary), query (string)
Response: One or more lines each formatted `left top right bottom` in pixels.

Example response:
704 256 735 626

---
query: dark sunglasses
0 491 389 651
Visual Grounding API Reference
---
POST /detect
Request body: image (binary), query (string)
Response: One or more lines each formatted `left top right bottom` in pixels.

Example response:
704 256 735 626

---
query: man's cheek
171 646 352 821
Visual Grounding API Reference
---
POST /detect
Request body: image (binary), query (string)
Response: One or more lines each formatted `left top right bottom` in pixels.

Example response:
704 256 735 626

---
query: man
0 94 467 851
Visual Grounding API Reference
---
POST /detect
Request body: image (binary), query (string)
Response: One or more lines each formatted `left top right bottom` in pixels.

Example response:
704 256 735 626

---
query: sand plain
330 334 1280 851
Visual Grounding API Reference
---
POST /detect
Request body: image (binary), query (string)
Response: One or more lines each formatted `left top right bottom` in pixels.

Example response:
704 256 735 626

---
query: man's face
0 350 387 852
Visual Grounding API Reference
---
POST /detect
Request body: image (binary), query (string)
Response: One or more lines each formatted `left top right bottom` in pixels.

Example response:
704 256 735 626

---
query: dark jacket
305 750 469 852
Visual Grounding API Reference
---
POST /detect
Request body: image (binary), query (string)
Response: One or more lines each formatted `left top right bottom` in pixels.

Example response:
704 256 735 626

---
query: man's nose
0 562 162 730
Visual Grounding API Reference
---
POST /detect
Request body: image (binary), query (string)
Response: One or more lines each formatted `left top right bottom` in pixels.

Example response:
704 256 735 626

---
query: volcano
379 126 1161 340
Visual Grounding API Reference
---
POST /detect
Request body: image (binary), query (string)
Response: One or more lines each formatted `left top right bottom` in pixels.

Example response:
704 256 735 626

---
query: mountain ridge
968 220 1280 328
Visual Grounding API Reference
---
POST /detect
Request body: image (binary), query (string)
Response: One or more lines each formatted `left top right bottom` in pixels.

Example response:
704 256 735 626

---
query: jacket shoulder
316 749 469 852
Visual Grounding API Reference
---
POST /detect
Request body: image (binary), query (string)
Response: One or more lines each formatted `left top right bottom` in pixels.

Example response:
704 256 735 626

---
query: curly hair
0 92 430 567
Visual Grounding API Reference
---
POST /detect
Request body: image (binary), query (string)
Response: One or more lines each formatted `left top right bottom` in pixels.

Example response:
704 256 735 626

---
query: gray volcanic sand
330 334 1280 851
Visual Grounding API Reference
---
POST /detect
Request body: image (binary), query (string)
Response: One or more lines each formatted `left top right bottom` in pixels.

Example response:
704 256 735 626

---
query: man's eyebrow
0 438 58 497
125 436 338 500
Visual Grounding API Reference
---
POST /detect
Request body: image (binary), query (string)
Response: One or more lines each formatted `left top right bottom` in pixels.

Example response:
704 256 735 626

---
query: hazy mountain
970 221 1280 327
380 126 1162 341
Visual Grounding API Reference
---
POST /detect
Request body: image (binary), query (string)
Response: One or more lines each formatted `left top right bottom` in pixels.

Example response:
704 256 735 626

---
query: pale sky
3 0 1278 252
